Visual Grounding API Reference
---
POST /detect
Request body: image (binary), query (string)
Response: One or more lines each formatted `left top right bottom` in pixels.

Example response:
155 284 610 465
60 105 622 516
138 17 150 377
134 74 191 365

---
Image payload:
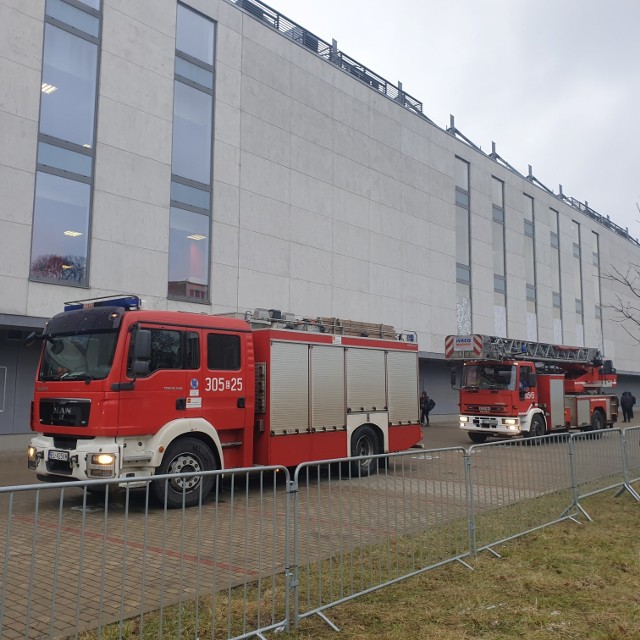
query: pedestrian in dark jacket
620 391 636 422
420 391 435 427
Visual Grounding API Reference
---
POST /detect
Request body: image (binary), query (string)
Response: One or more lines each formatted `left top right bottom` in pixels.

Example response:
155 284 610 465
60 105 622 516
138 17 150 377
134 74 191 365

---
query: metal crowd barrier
0 467 291 640
468 434 575 555
292 448 471 629
2 430 640 639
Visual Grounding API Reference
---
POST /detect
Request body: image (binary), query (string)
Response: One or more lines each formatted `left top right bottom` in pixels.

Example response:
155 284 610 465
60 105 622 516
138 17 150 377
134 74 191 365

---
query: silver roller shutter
387 350 419 423
311 345 345 430
270 341 309 434
346 348 385 412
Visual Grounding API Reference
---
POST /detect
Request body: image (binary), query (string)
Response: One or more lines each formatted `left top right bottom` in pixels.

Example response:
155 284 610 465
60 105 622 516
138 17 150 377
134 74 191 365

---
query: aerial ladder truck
445 334 618 443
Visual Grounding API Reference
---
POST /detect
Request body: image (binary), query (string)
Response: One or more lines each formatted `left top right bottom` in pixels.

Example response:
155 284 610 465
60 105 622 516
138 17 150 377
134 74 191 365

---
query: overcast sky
269 0 640 238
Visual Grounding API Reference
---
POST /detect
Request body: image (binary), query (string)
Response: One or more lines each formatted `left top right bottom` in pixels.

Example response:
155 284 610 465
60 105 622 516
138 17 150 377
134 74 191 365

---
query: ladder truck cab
445 334 618 444
26 295 423 507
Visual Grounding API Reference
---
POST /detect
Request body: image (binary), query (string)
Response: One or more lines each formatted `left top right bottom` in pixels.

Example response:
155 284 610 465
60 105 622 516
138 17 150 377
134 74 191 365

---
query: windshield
39 332 119 381
462 364 516 390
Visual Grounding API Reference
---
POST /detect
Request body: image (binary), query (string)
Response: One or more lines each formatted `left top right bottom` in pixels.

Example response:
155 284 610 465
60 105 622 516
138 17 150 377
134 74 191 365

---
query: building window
492 177 506 336
572 220 584 346
523 194 537 340
168 4 215 303
30 0 101 286
550 208 562 342
592 231 603 351
455 157 471 334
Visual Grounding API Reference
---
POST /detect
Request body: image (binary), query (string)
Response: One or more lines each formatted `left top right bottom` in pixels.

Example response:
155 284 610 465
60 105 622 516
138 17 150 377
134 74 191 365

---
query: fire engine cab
446 334 618 443
26 295 422 506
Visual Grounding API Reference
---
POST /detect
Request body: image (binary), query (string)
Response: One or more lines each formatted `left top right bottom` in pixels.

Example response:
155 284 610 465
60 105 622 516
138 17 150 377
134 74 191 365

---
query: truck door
196 331 247 457
117 326 187 436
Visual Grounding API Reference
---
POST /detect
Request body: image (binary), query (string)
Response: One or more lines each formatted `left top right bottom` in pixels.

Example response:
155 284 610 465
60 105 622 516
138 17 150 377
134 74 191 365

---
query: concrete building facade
1 0 639 435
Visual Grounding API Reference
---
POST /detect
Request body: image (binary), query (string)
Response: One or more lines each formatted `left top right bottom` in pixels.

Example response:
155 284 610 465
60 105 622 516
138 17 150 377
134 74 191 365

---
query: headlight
87 452 116 478
459 416 469 423
505 419 517 426
92 453 115 465
27 446 38 462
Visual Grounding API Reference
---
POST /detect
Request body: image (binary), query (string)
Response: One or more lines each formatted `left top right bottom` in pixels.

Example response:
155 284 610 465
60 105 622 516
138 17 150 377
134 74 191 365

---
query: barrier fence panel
292 447 470 628
623 426 640 488
0 467 291 640
570 429 626 506
468 434 575 554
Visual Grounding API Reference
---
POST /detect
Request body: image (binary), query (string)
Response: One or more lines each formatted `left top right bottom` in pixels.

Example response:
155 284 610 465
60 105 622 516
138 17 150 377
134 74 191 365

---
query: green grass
80 490 640 639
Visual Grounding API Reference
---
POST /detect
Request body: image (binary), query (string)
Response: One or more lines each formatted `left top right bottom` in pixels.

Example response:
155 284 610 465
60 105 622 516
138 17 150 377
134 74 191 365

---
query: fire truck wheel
527 414 546 439
468 433 488 444
590 410 604 431
152 437 216 508
350 425 381 477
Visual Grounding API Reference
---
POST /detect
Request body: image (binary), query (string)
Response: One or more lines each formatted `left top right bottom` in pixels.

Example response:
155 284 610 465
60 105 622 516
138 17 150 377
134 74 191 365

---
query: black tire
350 425 381 477
526 414 546 439
152 437 217 508
468 432 488 444
590 410 604 431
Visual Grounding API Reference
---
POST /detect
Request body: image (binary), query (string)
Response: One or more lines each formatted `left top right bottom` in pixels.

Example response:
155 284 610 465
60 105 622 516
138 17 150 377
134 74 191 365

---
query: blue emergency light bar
64 295 142 312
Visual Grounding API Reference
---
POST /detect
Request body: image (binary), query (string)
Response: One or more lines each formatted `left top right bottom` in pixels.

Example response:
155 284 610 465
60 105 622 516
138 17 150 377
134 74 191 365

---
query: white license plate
48 450 69 462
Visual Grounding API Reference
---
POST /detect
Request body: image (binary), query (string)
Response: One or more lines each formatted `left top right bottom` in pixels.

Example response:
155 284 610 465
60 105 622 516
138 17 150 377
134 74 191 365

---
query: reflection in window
168 4 215 302
30 172 90 284
176 3 215 64
171 82 213 185
168 208 210 300
40 24 98 147
32 2 101 288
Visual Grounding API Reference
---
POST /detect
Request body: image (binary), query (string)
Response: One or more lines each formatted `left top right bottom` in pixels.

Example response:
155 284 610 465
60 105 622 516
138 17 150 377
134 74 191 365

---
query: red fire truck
26 296 422 506
445 334 618 443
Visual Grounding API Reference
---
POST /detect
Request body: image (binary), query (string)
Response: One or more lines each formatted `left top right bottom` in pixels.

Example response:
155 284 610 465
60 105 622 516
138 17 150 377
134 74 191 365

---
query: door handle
237 397 245 409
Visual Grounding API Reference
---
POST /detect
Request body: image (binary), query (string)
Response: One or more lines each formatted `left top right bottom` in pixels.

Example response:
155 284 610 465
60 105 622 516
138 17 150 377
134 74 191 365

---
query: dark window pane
168 207 210 300
171 81 212 184
524 219 534 237
30 172 90 284
38 142 92 176
575 299 583 314
207 333 240 370
455 188 469 207
494 274 506 293
526 284 536 301
171 180 210 209
492 204 504 224
40 24 98 146
186 332 200 369
46 0 99 36
456 264 471 284
148 330 182 373
553 292 561 308
550 232 559 248
175 57 214 89
176 4 214 65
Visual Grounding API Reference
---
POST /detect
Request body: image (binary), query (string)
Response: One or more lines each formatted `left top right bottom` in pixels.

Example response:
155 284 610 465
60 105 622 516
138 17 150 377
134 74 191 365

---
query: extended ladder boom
445 334 602 365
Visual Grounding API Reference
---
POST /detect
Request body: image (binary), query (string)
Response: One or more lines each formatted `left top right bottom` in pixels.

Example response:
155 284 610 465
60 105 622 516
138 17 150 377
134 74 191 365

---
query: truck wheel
590 410 604 431
468 433 488 444
350 425 381 477
152 437 216 508
526 414 546 439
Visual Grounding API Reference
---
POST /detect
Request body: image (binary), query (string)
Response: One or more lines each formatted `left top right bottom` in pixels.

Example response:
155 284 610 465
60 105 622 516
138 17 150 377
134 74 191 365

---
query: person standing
420 391 429 427
620 391 634 423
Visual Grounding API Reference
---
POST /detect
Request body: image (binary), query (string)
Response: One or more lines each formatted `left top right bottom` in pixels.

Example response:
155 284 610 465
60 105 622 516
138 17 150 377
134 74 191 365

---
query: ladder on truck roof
445 334 602 365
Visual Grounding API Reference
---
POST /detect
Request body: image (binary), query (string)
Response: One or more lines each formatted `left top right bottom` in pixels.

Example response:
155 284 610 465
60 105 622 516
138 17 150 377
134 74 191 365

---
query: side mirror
131 329 151 378
24 331 39 348
602 360 615 374
134 329 151 361
450 368 457 388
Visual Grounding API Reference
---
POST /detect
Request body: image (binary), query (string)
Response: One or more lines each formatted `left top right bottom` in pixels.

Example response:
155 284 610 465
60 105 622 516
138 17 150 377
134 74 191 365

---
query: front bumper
459 415 522 436
27 435 120 481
